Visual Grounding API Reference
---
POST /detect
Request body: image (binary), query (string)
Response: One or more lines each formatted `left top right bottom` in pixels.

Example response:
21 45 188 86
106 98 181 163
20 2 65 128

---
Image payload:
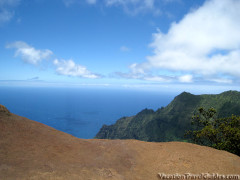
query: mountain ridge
95 90 240 142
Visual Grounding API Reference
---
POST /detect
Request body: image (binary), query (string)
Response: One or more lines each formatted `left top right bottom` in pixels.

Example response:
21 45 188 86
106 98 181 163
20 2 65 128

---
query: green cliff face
95 90 240 142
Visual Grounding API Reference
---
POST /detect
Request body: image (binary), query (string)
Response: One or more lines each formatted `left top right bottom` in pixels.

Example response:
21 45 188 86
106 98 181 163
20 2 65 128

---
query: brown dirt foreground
0 107 240 180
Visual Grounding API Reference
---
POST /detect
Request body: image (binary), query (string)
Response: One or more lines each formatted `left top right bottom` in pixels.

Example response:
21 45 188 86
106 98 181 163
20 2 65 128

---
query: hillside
95 90 240 141
0 105 240 179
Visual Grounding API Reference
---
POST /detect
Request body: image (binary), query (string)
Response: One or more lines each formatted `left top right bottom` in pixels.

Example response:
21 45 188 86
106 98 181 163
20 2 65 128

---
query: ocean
0 86 175 139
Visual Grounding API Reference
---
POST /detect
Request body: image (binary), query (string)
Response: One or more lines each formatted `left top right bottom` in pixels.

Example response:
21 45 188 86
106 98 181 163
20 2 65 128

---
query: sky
0 0 240 92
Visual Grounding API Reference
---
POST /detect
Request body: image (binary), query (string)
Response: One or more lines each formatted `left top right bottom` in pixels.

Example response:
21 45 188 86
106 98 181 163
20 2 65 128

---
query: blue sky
0 0 240 92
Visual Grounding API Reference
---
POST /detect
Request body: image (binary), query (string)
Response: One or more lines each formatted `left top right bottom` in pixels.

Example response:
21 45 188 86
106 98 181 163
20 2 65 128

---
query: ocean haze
0 86 175 138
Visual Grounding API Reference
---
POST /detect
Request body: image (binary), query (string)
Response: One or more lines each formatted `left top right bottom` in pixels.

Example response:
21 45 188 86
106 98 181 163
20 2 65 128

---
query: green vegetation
185 107 240 156
95 91 240 144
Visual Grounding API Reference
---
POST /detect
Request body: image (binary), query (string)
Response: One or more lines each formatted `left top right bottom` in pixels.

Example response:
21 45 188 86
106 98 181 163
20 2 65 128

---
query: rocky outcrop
0 105 10 115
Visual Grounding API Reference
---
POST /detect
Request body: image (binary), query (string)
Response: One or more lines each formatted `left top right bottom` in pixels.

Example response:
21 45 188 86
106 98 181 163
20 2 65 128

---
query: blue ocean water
0 87 175 139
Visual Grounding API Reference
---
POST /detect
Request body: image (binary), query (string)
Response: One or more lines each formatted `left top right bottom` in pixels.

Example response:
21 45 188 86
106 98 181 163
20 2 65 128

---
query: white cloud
63 0 96 6
178 74 193 83
129 63 146 74
128 0 240 83
0 0 20 6
0 0 20 24
53 59 100 79
105 0 154 8
0 9 12 23
6 41 53 65
62 0 75 7
120 46 130 52
105 0 159 15
208 78 233 84
6 41 101 79
143 75 171 82
115 70 174 82
86 0 96 4
62 0 180 15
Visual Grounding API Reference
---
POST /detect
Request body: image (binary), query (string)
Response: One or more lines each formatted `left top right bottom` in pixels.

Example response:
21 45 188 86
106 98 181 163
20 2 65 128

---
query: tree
185 107 240 156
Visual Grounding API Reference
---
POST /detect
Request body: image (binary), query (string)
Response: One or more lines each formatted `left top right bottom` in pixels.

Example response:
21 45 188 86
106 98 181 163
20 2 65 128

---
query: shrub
185 107 240 156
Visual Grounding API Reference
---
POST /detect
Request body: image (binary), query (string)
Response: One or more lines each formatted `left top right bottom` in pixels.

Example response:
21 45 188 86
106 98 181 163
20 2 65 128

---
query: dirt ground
0 107 239 180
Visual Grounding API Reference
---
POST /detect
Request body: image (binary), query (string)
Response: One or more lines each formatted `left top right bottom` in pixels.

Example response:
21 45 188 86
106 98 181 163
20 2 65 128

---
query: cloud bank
125 0 240 83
